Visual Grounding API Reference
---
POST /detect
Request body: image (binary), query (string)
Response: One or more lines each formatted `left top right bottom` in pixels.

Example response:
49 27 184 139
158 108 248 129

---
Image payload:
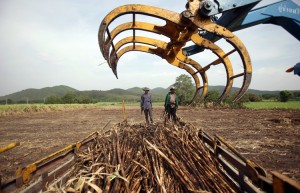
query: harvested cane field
0 106 300 190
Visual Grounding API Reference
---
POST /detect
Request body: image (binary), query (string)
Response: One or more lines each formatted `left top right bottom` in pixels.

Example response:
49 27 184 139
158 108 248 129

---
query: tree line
1 74 299 105
0 92 96 105
172 74 299 105
45 92 96 104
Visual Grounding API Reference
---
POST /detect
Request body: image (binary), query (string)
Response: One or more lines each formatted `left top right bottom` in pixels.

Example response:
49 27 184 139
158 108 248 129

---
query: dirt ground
0 106 299 184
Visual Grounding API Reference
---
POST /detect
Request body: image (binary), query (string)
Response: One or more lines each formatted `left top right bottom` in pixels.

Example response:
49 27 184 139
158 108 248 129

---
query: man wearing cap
140 87 153 126
164 86 179 123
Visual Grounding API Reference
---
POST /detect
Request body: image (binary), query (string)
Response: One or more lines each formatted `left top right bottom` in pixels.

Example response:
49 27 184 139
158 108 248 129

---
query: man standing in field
140 87 153 126
164 86 179 124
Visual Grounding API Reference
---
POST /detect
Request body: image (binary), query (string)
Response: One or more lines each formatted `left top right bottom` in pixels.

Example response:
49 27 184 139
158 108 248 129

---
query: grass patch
95 102 164 107
0 104 97 116
0 102 164 116
3 101 298 116
243 101 300 109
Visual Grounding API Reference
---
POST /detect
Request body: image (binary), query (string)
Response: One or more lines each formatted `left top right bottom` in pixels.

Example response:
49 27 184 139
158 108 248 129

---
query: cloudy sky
0 0 299 96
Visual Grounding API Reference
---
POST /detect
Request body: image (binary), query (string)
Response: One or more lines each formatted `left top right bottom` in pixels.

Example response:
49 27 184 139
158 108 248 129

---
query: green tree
240 93 262 102
77 95 93 104
173 74 194 104
62 92 77 104
248 93 262 102
204 90 220 102
292 91 300 100
7 99 13 104
279 90 292 102
45 95 62 104
0 99 14 104
262 94 277 101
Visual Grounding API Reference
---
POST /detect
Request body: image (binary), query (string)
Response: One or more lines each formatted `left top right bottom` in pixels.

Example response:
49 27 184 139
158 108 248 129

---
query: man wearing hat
164 86 179 123
140 87 153 126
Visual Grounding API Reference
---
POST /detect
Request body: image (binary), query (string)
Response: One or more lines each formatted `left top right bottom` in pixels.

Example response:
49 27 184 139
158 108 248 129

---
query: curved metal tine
108 36 167 74
186 0 252 101
110 36 206 102
98 4 183 58
110 44 202 104
226 39 252 102
112 36 166 58
103 21 180 60
110 45 156 78
191 33 234 103
185 10 252 102
172 60 201 105
175 53 208 101
170 48 208 100
111 35 208 78
218 30 251 102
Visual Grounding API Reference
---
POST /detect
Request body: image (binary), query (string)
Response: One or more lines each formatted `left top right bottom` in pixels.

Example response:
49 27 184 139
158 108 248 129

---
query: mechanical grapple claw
98 1 252 103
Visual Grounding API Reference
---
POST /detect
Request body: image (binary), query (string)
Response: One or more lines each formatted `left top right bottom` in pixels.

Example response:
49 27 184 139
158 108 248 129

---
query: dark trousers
144 108 153 126
166 104 177 123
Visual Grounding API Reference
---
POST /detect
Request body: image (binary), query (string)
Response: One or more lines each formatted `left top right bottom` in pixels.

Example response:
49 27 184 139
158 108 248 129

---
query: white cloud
256 66 282 75
0 0 299 96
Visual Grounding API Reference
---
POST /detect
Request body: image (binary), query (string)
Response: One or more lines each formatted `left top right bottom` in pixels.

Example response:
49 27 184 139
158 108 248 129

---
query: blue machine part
240 0 300 39
184 0 300 56
199 0 261 16
294 62 300 76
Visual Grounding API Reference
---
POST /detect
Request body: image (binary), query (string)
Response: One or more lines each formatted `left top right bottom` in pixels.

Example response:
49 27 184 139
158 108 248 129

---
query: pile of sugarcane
54 121 237 193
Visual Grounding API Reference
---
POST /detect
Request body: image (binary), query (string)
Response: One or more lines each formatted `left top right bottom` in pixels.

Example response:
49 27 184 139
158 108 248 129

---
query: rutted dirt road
0 106 299 182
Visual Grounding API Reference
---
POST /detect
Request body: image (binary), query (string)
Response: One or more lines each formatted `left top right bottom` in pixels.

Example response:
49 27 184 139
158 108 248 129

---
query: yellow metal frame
17 131 99 184
110 36 205 102
98 3 252 103
0 142 20 154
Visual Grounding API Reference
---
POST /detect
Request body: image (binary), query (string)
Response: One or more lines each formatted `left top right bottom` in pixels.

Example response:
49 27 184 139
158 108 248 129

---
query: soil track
0 106 299 183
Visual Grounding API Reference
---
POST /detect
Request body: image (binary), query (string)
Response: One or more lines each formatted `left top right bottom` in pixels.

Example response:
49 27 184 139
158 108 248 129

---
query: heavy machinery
1 0 300 192
98 0 300 103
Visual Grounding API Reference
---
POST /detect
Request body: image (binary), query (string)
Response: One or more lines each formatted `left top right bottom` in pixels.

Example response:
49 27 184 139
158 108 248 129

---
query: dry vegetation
0 104 96 116
0 106 299 192
47 121 237 193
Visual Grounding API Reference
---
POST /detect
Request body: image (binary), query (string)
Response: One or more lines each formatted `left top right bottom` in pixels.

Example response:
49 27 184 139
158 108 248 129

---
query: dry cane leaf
84 180 103 193
65 187 76 192
74 177 85 192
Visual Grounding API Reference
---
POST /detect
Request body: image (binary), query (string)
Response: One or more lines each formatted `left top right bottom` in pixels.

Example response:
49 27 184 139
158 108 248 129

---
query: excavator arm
184 0 300 55
98 1 252 103
98 0 299 104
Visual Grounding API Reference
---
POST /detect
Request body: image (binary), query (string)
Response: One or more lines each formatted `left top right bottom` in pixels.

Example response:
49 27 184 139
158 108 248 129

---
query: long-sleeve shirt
164 92 178 108
141 93 152 110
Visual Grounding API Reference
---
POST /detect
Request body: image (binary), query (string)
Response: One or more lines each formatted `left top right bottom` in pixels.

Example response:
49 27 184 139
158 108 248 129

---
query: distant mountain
78 87 167 102
0 85 77 102
127 87 168 96
127 87 143 95
106 88 137 95
77 88 141 102
1 85 299 103
152 87 168 95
